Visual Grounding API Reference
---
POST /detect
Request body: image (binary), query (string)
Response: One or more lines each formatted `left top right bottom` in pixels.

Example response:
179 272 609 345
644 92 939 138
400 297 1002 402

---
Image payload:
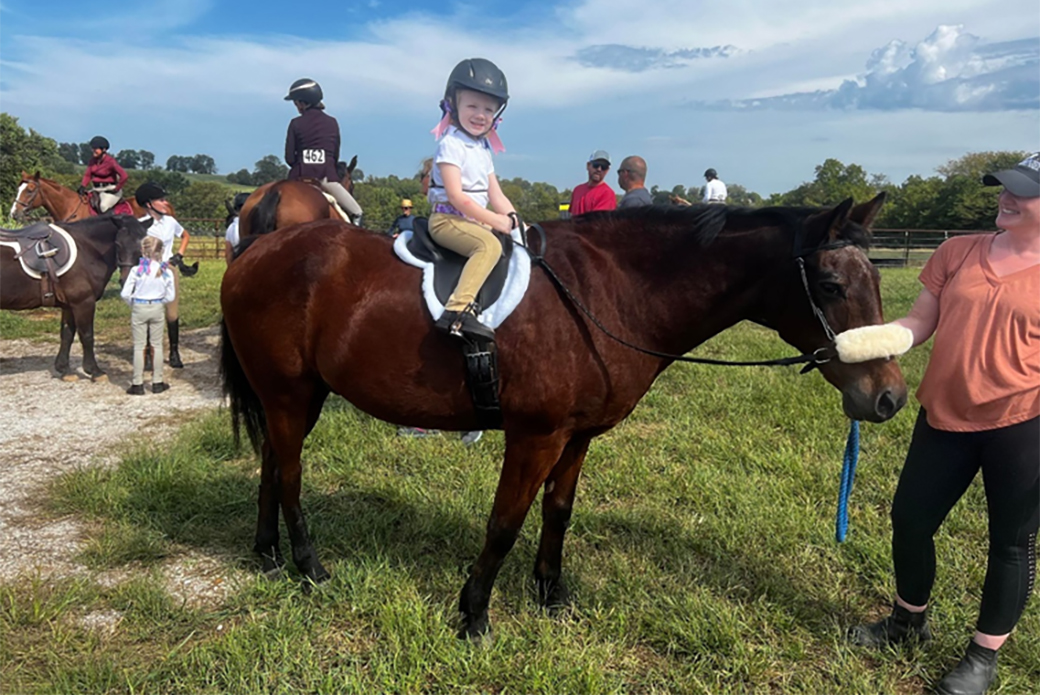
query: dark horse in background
1 215 151 381
220 194 906 639
236 155 358 239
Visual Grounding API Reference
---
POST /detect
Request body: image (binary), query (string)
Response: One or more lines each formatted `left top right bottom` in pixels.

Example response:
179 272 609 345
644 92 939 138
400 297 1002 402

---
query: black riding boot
849 602 932 647
434 304 495 342
934 641 998 695
167 319 184 369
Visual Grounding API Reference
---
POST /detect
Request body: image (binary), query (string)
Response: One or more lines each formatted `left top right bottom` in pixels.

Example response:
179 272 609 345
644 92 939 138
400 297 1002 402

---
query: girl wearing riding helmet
80 136 128 213
428 57 518 341
283 78 364 226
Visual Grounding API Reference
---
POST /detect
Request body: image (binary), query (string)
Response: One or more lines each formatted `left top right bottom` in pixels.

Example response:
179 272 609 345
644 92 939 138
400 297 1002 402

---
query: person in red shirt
79 136 128 214
568 150 617 216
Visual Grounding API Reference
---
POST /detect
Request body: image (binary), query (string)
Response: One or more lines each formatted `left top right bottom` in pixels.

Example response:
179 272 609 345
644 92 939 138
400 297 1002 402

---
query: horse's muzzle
842 385 907 423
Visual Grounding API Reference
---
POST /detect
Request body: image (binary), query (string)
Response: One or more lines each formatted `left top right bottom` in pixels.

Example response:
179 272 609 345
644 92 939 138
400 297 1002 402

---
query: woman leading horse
220 195 906 639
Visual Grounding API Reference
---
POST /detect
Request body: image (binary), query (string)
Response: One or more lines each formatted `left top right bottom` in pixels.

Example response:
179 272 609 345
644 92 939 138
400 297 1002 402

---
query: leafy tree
0 113 72 205
936 151 1028 181
725 183 763 207
226 169 252 185
189 154 217 175
139 150 156 170
125 169 191 203
79 142 94 166
115 149 141 169
251 155 288 185
58 142 81 164
173 181 229 219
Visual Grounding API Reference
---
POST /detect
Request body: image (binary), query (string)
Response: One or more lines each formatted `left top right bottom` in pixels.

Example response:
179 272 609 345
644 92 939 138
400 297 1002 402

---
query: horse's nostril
876 390 897 419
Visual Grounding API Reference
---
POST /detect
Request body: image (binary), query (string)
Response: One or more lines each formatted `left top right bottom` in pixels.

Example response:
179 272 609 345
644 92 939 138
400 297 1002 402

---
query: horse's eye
819 281 844 297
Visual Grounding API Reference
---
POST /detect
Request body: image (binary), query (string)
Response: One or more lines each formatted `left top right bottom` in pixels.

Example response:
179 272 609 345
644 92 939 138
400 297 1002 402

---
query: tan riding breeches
428 213 503 312
320 179 363 220
131 303 165 385
164 269 180 322
92 185 122 213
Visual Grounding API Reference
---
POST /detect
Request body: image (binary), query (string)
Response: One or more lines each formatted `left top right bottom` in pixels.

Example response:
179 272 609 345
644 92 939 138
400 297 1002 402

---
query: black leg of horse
266 395 330 587
55 306 77 380
254 439 285 577
534 434 592 612
254 387 327 578
71 298 105 381
458 431 569 641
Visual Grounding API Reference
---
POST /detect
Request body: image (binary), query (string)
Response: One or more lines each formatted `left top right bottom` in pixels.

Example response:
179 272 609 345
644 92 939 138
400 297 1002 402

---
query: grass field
1 264 1037 694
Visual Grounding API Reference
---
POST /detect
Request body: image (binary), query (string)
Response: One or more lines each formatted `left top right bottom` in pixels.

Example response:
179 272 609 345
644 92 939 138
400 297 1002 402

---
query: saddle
405 217 513 309
87 191 133 217
0 222 76 305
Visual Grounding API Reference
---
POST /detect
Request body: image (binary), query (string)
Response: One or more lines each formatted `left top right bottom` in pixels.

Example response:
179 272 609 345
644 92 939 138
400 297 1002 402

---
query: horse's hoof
537 578 573 614
262 566 284 581
458 613 493 645
91 373 108 384
60 373 79 382
299 565 331 594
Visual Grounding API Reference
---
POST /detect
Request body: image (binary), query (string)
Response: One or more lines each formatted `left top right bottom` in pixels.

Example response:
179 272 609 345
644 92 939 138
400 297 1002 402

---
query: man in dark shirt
386 199 417 237
617 155 652 208
284 78 364 225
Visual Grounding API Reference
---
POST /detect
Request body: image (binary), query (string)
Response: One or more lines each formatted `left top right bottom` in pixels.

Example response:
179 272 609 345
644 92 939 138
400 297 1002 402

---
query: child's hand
493 213 513 233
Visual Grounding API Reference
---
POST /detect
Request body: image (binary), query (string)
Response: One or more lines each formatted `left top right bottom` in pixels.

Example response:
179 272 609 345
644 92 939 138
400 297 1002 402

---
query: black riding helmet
284 78 323 106
444 58 509 129
704 168 717 179
90 136 110 151
135 182 167 207
232 191 250 212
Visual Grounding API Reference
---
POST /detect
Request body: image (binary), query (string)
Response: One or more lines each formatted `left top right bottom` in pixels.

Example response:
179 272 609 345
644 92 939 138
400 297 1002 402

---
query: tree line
2 112 1018 233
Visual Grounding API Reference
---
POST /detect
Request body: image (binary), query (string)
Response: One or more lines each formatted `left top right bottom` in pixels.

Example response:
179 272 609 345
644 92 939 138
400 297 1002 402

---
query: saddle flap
406 217 514 308
0 224 76 278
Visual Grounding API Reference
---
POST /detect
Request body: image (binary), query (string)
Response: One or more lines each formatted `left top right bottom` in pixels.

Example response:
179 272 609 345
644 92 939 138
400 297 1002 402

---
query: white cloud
699 26 1039 112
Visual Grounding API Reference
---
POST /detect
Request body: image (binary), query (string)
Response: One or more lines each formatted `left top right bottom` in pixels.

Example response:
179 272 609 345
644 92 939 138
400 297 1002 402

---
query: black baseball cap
982 152 1040 198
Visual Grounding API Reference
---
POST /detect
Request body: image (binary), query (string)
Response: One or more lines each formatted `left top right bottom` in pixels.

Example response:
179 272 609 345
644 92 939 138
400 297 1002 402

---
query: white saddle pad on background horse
393 227 531 329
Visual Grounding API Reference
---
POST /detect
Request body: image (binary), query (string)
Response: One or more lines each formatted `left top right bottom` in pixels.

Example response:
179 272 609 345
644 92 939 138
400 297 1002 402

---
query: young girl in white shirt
121 236 176 394
428 58 519 341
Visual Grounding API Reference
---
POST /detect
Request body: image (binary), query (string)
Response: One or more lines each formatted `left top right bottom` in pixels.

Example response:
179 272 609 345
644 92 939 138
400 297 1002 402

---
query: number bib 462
302 149 326 165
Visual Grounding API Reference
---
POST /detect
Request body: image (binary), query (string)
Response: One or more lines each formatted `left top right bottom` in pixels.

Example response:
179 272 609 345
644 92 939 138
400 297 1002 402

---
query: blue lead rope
836 420 861 543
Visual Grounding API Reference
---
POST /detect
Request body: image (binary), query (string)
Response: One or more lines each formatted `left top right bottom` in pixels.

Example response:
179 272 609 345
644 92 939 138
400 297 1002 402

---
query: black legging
892 409 1039 635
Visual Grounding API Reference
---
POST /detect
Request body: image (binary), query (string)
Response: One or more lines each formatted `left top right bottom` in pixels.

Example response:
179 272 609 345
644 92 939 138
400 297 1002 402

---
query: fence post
903 230 910 266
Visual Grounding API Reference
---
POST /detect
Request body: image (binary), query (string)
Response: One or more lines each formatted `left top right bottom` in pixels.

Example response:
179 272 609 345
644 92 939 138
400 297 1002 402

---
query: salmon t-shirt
916 234 1040 432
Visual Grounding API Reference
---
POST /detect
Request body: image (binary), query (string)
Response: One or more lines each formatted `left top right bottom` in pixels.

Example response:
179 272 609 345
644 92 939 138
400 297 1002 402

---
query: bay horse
9 171 172 223
220 194 906 639
1 214 152 381
236 155 358 239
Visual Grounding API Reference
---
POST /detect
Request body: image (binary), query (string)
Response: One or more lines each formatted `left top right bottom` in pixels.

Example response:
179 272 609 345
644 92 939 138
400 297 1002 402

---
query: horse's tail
220 318 267 454
247 183 282 237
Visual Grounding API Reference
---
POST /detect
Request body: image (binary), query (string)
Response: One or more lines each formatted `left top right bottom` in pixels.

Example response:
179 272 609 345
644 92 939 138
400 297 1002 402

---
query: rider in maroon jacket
283 78 364 226
79 136 128 213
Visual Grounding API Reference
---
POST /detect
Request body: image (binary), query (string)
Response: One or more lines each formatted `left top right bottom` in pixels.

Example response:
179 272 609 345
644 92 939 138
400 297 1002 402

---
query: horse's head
115 215 153 284
338 154 358 195
769 193 907 423
10 171 43 222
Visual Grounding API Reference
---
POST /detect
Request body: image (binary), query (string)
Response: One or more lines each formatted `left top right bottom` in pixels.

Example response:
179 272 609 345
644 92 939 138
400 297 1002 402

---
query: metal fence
869 229 988 267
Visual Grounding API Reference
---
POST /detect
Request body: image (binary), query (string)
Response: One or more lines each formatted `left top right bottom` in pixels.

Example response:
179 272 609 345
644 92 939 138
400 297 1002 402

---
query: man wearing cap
386 199 417 237
617 155 652 209
848 152 1039 695
569 150 617 216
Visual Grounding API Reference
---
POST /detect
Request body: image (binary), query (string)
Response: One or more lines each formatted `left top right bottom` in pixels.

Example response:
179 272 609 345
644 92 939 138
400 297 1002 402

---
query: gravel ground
0 326 246 608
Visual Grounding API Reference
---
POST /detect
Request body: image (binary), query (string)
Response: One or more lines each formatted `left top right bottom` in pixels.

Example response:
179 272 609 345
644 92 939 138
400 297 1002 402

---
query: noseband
13 182 41 214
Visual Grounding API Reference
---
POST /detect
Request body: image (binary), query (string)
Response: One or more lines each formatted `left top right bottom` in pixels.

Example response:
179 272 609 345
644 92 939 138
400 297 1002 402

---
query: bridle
13 179 87 222
522 220 854 372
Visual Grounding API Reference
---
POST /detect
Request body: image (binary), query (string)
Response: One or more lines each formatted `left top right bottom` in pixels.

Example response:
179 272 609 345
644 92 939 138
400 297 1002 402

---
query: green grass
2 267 1037 694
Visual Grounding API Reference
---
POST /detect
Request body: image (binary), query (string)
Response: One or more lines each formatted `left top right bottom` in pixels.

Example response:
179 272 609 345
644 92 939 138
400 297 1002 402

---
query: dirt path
0 326 241 606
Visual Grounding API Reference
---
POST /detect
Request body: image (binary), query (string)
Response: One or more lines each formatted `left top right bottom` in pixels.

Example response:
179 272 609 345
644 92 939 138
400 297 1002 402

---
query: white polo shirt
225 217 240 250
429 126 495 209
703 179 728 203
142 214 185 262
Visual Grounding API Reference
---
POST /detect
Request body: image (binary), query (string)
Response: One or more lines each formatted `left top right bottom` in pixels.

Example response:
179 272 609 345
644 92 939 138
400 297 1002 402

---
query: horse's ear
20 170 29 180
347 155 357 172
138 217 154 231
32 171 41 180
848 191 886 230
824 197 853 241
225 198 235 214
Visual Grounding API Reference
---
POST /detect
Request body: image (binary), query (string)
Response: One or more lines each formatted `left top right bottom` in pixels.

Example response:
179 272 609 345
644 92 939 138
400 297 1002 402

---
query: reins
519 221 846 371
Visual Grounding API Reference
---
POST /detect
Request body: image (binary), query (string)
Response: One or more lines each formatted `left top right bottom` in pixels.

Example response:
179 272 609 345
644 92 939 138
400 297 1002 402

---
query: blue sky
1 0 1037 197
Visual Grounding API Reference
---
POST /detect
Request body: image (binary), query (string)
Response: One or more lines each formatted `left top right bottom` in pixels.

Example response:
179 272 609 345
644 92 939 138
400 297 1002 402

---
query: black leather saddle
405 217 513 308
0 222 74 276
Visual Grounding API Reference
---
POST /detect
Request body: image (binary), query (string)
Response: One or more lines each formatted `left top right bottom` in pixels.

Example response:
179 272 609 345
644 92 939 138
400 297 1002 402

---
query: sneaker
126 384 146 395
152 382 170 394
397 427 439 438
460 431 483 445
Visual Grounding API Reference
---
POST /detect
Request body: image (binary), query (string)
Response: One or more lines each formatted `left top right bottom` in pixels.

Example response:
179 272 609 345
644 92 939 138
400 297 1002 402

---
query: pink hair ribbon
431 99 453 140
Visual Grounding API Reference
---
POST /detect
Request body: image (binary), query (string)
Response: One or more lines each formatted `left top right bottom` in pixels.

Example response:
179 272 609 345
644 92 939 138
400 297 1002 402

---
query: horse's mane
574 204 871 250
